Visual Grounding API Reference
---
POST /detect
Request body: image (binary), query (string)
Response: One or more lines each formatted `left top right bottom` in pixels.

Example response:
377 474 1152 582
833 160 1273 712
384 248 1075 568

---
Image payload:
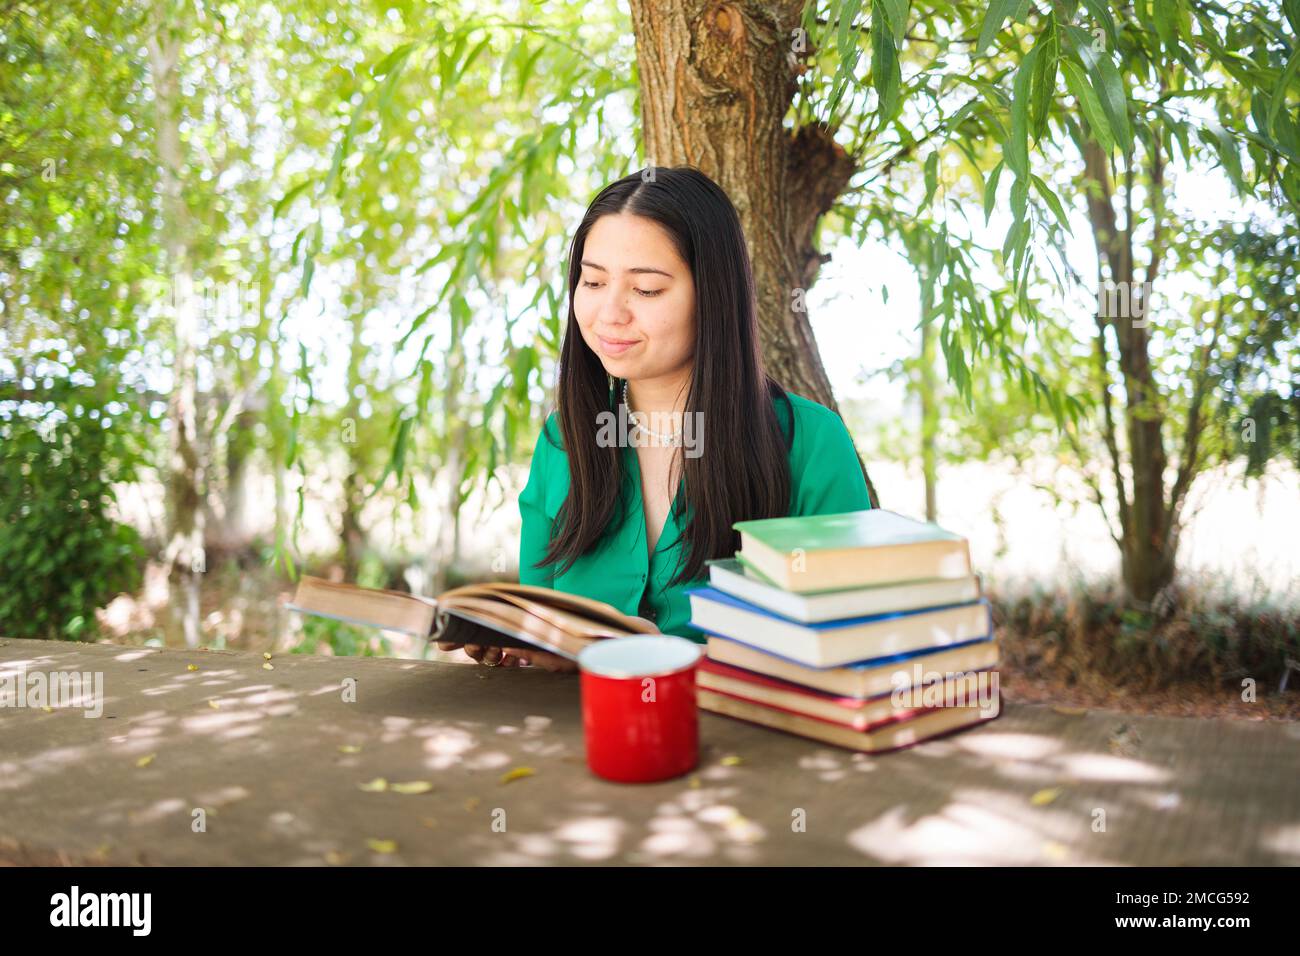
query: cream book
286 576 659 661
706 555 982 623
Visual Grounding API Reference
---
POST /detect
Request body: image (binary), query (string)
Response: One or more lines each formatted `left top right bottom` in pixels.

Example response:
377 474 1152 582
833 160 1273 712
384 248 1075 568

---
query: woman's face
573 212 696 383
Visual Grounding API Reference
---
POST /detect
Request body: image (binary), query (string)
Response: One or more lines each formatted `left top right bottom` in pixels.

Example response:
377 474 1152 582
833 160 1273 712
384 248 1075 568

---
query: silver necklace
622 379 683 446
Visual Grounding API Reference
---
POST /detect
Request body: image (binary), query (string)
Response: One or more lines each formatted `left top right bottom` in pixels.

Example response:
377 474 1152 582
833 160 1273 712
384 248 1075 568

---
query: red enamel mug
578 635 703 783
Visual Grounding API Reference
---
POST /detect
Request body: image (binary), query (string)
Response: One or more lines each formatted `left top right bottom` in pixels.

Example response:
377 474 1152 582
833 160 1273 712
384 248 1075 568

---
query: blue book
686 585 992 669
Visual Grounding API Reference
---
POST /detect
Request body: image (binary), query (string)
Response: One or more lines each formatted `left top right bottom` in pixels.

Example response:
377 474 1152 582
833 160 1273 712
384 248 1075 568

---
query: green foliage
1204 219 1300 474
292 615 393 657
276 2 638 536
0 382 146 640
806 0 1299 418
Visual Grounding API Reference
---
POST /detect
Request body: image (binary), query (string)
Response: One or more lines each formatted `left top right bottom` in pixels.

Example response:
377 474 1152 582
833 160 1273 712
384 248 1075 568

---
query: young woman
439 166 873 671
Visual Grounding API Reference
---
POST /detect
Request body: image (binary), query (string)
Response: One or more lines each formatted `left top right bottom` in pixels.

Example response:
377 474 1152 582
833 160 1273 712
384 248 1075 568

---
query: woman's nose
598 293 636 324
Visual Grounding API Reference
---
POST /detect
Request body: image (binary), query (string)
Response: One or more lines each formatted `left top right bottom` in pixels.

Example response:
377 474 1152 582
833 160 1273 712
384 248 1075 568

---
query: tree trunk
431 339 466 595
148 10 204 647
1082 140 1175 606
627 0 879 508
341 303 367 581
919 307 938 523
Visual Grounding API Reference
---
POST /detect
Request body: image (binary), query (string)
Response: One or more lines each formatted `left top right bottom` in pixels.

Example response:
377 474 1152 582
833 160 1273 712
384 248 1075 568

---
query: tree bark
919 305 938 523
627 0 879 508
431 337 466 595
341 301 367 581
148 8 204 647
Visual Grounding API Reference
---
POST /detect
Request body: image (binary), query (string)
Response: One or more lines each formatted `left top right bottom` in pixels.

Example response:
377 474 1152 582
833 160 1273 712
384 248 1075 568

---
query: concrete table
2 638 1298 865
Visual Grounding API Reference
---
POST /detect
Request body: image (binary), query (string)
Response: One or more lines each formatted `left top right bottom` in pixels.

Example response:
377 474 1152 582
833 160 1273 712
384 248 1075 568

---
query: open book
286 576 660 661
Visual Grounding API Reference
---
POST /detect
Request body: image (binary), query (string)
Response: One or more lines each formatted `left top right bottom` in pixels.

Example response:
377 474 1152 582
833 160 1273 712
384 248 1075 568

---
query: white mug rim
578 635 702 679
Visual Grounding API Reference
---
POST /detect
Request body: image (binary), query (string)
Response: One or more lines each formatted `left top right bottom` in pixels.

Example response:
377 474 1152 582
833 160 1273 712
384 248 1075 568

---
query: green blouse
517 383 874 644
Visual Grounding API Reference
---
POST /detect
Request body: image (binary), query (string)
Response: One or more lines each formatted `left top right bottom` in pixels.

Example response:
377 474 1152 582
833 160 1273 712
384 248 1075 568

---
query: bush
0 388 145 640
992 573 1300 690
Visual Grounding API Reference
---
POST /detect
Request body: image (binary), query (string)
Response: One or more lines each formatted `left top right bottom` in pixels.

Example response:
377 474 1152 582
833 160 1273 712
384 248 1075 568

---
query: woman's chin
601 355 639 374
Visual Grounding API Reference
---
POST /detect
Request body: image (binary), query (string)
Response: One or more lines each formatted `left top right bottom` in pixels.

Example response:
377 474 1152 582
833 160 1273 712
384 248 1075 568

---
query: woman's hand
435 641 516 666
435 641 577 673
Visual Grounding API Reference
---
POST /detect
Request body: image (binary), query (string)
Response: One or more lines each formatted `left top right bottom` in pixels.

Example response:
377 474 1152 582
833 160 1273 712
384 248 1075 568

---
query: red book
697 658 1001 752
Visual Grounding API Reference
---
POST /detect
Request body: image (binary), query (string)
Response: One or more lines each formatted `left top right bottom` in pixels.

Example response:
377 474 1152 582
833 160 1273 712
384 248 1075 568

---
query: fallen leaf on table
358 777 389 792
263 653 272 661
262 662 274 670
1030 787 1063 806
723 813 762 843
391 781 433 795
1042 841 1069 861
721 755 744 766
499 766 535 784
208 700 220 710
41 706 53 713
187 664 199 672
366 839 397 854
338 744 362 754
136 754 156 768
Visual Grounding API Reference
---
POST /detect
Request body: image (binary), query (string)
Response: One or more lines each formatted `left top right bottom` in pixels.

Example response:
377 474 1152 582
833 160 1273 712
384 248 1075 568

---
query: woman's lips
598 336 639 356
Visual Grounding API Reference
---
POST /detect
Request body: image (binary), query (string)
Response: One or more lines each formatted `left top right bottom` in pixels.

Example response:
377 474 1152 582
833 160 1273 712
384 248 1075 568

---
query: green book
731 508 972 593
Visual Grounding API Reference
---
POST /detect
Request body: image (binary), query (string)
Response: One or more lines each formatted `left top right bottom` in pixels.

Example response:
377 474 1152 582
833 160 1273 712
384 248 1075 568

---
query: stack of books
685 509 1001 753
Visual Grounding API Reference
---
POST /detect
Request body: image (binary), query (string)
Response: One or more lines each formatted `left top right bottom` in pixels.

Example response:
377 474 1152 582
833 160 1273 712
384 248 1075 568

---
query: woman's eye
581 280 663 298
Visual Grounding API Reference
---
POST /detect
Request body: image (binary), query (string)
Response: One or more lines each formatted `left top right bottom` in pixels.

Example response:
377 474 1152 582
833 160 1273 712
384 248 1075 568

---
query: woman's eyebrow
580 259 674 278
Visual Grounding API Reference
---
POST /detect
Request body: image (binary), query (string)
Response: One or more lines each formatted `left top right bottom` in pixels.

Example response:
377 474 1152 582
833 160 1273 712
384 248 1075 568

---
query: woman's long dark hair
532 165 795 588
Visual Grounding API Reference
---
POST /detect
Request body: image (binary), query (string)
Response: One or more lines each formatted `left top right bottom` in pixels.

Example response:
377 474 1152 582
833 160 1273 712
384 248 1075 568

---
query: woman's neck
624 369 691 418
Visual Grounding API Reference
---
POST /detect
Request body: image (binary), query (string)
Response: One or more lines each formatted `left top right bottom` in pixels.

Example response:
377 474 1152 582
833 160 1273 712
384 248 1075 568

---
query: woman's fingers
440 642 572 671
